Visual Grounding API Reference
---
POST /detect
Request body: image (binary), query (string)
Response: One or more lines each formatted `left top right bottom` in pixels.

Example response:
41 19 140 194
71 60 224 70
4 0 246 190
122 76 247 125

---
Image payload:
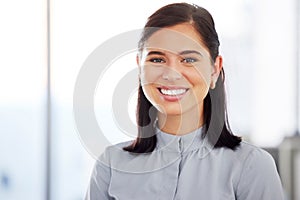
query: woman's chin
157 106 185 116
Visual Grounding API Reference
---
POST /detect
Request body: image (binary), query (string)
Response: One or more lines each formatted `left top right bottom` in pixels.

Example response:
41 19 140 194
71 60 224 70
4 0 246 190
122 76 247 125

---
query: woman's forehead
143 25 208 55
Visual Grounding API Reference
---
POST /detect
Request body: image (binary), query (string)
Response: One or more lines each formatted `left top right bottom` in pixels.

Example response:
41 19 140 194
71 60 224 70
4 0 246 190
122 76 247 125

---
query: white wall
0 0 47 199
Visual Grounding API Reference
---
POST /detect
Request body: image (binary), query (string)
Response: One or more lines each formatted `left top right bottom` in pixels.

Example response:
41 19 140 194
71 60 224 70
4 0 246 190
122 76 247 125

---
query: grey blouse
85 126 285 200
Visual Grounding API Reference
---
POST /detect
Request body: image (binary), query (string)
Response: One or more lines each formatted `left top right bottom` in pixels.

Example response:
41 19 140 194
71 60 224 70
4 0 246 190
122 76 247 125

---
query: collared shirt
85 126 285 200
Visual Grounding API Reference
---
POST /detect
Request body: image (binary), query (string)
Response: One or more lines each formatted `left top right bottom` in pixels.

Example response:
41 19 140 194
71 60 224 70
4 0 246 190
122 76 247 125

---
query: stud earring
210 80 216 89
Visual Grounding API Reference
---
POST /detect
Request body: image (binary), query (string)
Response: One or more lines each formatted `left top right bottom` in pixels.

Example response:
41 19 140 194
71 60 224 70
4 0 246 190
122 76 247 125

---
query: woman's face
138 23 222 116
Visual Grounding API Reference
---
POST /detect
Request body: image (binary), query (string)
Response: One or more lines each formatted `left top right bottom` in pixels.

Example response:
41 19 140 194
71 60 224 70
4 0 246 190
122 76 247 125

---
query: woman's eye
149 58 165 63
182 57 197 63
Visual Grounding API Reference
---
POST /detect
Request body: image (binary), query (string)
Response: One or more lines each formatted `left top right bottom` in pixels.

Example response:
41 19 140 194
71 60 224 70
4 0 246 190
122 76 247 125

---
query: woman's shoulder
94 140 135 169
100 140 135 159
236 141 274 161
111 140 135 150
232 142 284 199
212 140 276 171
225 141 277 172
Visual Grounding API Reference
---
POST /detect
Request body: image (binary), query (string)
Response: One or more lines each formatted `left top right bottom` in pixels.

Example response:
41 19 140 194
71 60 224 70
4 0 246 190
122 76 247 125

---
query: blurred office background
0 0 299 199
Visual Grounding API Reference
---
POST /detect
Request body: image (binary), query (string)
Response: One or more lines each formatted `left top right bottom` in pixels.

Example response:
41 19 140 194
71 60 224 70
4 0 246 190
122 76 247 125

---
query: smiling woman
138 24 220 134
85 3 285 200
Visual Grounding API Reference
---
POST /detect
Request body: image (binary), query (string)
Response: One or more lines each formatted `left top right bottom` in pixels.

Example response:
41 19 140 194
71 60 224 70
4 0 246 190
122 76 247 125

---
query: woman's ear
210 55 223 89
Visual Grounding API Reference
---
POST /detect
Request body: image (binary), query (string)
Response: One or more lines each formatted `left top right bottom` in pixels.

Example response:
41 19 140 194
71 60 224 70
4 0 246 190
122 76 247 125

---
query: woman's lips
157 86 189 102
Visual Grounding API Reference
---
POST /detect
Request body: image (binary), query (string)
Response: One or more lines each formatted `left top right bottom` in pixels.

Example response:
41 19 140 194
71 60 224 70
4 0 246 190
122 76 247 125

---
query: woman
85 3 284 199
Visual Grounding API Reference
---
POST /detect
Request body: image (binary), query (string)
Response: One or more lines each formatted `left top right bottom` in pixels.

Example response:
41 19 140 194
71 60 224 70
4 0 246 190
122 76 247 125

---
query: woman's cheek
191 67 211 87
140 66 162 86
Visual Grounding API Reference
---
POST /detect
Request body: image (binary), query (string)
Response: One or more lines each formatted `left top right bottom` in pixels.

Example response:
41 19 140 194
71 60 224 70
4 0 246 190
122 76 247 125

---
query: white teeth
160 88 187 96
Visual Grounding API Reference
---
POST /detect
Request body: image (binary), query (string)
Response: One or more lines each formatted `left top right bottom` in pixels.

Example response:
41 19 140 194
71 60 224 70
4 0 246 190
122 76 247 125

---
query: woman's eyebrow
146 50 202 57
179 50 203 56
146 51 166 56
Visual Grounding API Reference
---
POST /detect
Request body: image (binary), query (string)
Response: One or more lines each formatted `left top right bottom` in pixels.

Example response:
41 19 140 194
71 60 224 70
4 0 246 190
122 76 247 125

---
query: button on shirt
85 126 284 200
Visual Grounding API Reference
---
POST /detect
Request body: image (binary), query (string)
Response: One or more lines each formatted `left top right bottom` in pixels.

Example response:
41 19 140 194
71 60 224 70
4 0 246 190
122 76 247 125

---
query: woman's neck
157 106 205 136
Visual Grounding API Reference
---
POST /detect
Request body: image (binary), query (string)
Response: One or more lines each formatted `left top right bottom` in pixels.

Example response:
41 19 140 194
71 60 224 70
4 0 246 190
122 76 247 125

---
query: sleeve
235 149 285 200
84 149 112 200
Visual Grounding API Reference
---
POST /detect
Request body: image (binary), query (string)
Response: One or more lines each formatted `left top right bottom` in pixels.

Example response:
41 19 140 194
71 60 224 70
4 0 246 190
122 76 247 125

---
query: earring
210 80 216 89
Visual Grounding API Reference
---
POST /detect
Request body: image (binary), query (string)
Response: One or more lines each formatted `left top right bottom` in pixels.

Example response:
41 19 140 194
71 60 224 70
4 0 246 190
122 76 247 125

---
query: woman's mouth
158 87 189 101
159 88 187 95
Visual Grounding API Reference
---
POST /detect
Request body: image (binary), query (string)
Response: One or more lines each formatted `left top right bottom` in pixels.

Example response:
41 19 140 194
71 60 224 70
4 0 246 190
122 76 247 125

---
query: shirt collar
155 125 206 153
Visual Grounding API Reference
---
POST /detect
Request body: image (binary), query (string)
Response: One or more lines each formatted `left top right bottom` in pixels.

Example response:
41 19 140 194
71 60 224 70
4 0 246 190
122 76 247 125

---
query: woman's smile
157 86 189 102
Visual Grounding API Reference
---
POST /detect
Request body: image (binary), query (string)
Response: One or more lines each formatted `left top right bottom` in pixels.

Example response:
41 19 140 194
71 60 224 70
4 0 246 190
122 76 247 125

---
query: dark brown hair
123 3 241 153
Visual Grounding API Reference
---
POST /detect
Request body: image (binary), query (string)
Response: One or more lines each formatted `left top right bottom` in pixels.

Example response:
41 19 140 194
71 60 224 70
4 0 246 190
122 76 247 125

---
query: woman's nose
161 67 182 81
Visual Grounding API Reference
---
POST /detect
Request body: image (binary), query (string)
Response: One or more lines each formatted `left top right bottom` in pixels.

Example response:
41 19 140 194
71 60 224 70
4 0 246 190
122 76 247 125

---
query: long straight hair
123 3 241 153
